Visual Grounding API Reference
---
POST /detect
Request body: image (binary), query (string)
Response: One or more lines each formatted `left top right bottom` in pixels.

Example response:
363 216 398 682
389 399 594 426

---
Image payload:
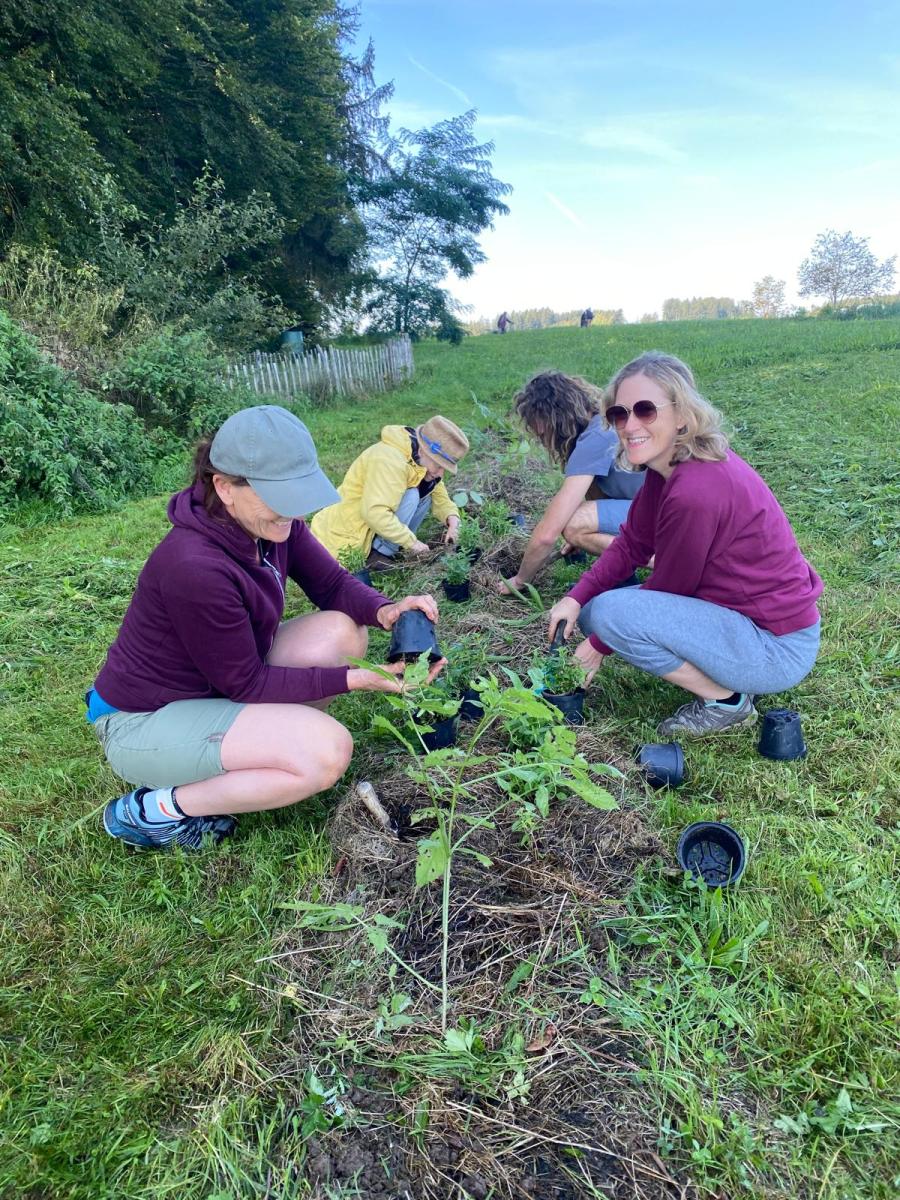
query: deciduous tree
752 276 786 318
798 230 896 307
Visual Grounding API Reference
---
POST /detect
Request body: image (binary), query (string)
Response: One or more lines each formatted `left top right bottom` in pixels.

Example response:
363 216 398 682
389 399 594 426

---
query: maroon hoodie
94 484 391 711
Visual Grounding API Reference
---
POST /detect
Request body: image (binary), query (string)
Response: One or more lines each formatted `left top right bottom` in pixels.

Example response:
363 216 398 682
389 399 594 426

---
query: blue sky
355 0 900 321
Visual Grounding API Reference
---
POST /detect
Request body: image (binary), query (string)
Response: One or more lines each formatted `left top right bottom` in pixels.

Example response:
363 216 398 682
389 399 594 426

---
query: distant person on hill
498 371 645 596
580 308 594 327
311 417 469 569
88 405 443 853
547 352 823 737
497 311 512 334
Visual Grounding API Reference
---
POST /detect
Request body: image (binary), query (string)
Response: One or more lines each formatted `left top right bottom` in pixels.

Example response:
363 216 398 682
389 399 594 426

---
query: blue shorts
595 499 631 535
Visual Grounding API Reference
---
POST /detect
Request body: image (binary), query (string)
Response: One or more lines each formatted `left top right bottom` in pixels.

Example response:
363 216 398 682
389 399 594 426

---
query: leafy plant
532 644 586 696
480 497 512 538
337 545 367 575
455 515 484 559
442 549 471 585
442 635 491 693
450 489 484 510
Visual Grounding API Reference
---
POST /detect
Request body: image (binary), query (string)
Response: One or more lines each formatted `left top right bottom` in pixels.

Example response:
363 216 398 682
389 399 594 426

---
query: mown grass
1 317 898 1198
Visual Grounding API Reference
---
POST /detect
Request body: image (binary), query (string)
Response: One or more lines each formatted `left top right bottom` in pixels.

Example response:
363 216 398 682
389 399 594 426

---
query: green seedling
442 548 471 586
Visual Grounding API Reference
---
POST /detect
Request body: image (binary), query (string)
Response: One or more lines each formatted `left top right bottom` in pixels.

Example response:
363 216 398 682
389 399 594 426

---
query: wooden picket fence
224 335 414 400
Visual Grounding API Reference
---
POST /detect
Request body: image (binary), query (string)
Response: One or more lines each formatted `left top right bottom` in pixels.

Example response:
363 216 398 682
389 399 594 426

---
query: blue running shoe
103 788 236 851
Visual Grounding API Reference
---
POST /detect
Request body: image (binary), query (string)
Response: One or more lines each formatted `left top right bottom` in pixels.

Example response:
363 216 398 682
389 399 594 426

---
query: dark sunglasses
605 399 675 429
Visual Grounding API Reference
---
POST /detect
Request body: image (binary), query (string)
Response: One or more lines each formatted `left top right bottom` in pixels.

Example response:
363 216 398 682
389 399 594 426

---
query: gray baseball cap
210 405 340 517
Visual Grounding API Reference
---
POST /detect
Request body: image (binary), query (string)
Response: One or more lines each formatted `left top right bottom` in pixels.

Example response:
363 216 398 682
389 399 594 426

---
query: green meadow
1 317 898 1198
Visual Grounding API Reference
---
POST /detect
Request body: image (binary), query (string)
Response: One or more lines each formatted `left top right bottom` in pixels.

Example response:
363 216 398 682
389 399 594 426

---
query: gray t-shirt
564 414 646 500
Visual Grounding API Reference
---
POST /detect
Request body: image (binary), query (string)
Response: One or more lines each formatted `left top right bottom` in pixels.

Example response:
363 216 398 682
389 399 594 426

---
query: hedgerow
0 309 155 514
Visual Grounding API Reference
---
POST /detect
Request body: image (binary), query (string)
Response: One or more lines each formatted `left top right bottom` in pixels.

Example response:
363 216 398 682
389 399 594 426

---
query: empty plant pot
544 688 586 725
415 713 459 752
758 708 807 761
442 579 471 602
387 609 442 664
635 742 685 789
676 822 746 889
459 688 485 721
352 567 373 586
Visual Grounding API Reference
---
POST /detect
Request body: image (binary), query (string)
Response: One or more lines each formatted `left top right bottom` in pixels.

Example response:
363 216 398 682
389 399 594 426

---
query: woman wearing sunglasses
497 371 645 595
547 352 823 737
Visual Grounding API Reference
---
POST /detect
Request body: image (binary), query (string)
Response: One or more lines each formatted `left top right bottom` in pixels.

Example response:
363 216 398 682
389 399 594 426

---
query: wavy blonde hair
513 371 603 466
605 351 729 468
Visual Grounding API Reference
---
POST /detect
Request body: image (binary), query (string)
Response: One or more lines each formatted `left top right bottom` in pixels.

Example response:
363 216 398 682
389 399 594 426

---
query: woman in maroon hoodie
89 405 443 851
548 352 823 737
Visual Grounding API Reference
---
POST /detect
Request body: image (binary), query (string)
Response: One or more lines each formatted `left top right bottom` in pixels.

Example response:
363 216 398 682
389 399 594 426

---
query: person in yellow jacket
311 417 470 567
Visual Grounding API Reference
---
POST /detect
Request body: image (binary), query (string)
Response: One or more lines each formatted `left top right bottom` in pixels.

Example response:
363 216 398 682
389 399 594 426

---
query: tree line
0 2 509 347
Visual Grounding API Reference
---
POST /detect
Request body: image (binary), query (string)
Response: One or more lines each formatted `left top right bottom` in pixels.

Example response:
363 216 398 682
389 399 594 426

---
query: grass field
1 317 898 1198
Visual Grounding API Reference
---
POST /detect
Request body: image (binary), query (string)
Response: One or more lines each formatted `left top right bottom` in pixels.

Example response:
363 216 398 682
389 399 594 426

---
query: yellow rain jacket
310 424 460 557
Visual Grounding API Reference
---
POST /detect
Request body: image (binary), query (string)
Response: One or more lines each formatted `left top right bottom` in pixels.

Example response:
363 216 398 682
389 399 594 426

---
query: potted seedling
533 621 587 724
338 545 372 586
412 677 461 752
441 549 472 602
456 515 484 565
387 609 443 664
444 636 490 720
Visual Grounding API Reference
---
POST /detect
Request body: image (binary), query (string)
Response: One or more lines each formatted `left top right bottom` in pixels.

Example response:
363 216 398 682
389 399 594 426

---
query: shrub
0 310 155 514
102 330 254 439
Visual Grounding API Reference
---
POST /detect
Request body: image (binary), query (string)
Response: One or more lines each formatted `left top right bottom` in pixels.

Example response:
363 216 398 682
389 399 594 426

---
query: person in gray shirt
498 371 645 594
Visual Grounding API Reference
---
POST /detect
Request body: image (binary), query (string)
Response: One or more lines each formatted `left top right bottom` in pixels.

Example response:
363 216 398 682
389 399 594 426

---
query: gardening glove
546 596 582 641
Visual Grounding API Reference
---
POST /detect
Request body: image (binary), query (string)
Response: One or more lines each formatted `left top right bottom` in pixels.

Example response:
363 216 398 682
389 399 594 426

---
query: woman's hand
573 637 605 686
347 658 447 692
376 593 440 629
546 596 582 641
407 539 430 557
443 516 460 545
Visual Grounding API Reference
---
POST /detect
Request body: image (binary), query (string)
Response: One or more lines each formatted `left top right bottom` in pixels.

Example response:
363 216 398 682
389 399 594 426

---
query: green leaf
415 834 449 888
568 777 618 810
444 1026 474 1053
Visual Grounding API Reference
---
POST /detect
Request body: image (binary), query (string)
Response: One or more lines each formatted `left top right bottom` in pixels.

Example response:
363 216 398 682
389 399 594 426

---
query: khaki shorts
93 698 245 789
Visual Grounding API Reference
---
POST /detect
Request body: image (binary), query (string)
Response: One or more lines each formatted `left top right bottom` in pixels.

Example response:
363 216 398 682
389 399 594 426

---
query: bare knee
325 611 368 662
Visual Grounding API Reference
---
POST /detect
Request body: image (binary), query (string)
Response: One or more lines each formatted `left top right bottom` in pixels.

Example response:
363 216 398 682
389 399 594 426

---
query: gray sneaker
656 694 757 739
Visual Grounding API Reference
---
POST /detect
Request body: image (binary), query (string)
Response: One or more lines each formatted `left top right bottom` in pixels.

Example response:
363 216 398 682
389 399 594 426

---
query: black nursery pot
465 547 483 565
387 609 442 664
352 567 373 586
459 688 484 721
442 579 471 602
544 687 586 725
635 742 686 789
415 713 459 752
758 708 807 761
676 821 746 889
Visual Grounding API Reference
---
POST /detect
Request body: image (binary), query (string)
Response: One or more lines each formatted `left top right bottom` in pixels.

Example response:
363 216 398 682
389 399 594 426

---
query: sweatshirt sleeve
161 567 352 704
288 521 391 626
359 445 418 548
430 479 459 525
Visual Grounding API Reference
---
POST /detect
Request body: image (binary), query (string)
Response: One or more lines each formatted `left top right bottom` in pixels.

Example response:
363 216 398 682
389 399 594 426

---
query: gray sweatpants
372 488 432 556
580 588 821 695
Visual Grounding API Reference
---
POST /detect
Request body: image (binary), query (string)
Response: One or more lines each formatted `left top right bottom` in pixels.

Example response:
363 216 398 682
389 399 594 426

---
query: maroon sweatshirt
94 484 391 711
568 452 823 655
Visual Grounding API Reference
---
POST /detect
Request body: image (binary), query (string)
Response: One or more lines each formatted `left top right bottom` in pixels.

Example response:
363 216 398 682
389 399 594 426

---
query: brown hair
604 351 729 467
513 371 603 466
192 438 249 514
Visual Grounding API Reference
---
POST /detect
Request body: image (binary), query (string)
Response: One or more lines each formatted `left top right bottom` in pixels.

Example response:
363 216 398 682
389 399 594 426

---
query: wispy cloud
544 191 586 229
407 55 472 107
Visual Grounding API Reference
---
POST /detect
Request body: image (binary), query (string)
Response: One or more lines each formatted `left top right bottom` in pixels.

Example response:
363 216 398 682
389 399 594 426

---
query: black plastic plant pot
459 688 484 721
415 713 459 752
352 568 373 586
387 609 442 664
508 513 527 529
544 688 586 725
758 708 807 761
442 579 471 602
465 547 483 565
635 742 685 789
562 548 587 564
676 821 746 889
